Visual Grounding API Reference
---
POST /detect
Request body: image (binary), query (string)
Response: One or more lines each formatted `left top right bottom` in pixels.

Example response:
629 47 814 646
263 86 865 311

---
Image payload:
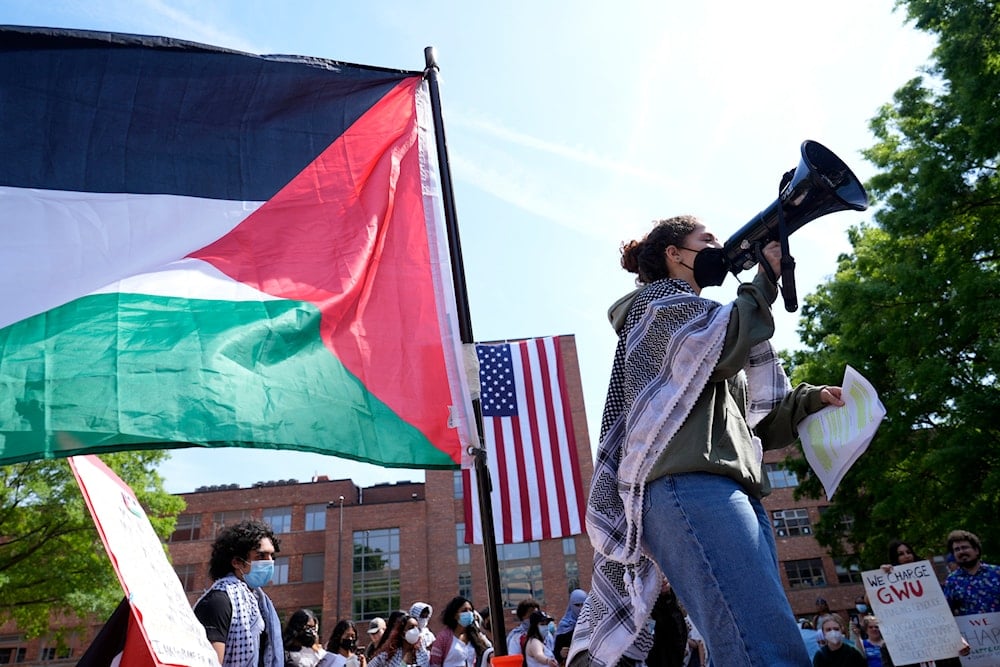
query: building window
453 470 464 499
0 647 26 663
457 524 471 566
497 541 544 609
784 558 827 589
818 506 855 532
39 647 70 661
834 558 863 584
170 513 201 542
212 510 251 537
773 509 812 537
765 463 799 489
272 556 290 585
305 504 326 531
458 572 473 600
563 538 580 591
262 507 292 534
175 563 199 592
302 553 325 583
353 528 401 619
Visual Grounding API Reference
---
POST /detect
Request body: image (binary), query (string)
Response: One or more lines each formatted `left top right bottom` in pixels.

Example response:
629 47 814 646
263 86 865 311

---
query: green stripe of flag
0 293 456 468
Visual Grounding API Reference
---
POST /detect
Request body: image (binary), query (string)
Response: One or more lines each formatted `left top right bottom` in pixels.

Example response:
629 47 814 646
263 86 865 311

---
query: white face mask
417 617 428 630
825 629 844 645
404 627 421 645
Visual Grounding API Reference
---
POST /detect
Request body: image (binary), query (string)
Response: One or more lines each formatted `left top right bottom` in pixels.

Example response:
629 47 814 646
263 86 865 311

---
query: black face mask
679 246 729 288
298 628 317 645
340 638 357 652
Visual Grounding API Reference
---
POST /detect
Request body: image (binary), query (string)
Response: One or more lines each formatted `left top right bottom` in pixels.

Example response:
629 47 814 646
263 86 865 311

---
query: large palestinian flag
0 26 476 469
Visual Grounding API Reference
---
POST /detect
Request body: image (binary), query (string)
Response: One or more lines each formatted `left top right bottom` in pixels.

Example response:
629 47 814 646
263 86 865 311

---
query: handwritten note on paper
799 365 886 499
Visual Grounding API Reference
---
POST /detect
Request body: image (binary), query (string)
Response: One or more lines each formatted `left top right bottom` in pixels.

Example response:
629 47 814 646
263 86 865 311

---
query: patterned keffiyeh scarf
569 279 789 667
196 575 267 667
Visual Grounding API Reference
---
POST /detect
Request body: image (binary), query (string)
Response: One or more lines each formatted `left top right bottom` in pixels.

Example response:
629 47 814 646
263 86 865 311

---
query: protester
410 603 436 651
368 614 428 667
317 620 365 667
812 614 866 667
646 581 688 667
506 598 540 656
943 529 1000 615
523 611 558 667
798 619 820 663
284 609 326 667
568 215 844 667
856 616 883 667
364 618 387 661
429 596 491 667
554 589 587 663
193 519 282 667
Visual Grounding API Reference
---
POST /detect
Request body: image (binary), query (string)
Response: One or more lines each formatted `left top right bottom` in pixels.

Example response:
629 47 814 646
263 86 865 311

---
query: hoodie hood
409 601 433 621
608 287 643 334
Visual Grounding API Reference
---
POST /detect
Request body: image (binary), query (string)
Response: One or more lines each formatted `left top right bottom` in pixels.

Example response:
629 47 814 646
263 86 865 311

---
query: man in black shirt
193 519 282 667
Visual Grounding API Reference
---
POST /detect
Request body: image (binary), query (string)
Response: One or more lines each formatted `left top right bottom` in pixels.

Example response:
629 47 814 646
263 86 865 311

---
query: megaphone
724 140 868 311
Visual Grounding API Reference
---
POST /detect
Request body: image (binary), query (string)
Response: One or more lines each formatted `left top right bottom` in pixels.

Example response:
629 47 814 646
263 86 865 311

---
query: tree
0 451 184 638
784 0 1000 568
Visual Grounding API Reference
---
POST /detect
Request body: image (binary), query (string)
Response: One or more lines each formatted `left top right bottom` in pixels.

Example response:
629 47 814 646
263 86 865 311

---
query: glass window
39 648 56 662
563 538 580 591
834 558 863 584
458 572 473 600
262 507 292 534
457 524 471 566
175 563 199 592
272 556 290 585
170 513 201 542
497 540 544 609
302 553 325 583
453 470 464 499
0 647 26 663
305 504 326 531
765 463 799 488
352 528 401 619
773 508 812 537
212 510 251 538
784 558 827 589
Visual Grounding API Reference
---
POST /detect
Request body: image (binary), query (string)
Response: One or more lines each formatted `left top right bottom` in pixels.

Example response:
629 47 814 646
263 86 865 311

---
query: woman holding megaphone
571 215 844 667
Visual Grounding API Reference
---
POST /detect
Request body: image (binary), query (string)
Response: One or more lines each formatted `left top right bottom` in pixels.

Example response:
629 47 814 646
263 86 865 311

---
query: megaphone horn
723 140 869 311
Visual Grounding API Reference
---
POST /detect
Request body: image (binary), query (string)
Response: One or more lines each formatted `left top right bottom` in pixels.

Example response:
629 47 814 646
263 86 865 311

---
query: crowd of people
188 212 998 667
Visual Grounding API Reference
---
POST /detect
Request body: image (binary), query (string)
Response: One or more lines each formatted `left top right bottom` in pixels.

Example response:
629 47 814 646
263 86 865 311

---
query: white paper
799 364 886 499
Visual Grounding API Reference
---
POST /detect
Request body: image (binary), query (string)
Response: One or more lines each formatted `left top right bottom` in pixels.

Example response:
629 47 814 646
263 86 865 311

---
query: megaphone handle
780 255 798 312
775 176 799 312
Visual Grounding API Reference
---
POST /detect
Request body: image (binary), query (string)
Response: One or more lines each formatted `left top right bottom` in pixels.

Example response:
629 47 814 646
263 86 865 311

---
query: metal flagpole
423 46 508 652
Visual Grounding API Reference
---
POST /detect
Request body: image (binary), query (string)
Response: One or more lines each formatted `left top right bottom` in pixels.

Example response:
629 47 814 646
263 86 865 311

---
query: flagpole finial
424 46 439 72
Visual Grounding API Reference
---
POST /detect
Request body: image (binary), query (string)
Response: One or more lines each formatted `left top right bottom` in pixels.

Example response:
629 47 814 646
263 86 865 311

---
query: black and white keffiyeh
195 575 269 667
569 279 789 667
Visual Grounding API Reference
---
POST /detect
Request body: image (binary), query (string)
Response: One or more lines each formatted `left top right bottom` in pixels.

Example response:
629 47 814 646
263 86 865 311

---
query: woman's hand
819 386 845 408
758 241 783 281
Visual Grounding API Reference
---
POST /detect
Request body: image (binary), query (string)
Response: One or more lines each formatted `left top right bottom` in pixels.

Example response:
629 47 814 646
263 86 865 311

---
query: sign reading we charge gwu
863 561 965 665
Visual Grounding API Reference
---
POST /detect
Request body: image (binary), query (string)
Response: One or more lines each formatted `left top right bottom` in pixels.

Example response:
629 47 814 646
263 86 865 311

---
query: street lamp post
337 495 344 618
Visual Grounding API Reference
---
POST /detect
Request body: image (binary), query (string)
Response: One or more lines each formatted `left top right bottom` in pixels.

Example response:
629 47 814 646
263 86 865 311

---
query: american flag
463 335 586 544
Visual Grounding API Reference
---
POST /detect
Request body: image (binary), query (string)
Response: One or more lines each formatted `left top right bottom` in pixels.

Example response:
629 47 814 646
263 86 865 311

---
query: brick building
0 335 870 664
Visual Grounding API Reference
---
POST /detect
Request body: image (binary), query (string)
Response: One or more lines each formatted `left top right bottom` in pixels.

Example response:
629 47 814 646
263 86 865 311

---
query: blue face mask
458 611 475 627
241 559 274 589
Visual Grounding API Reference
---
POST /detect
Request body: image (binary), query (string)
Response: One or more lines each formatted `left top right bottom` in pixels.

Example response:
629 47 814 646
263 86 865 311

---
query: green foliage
784 0 1000 568
0 452 184 638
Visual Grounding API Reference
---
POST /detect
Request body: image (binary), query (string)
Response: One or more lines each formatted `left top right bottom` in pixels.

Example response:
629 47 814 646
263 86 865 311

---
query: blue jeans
642 473 811 667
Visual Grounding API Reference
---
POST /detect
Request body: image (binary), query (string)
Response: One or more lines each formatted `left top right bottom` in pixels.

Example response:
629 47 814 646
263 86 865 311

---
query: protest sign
863 560 964 665
70 454 218 667
958 612 1000 666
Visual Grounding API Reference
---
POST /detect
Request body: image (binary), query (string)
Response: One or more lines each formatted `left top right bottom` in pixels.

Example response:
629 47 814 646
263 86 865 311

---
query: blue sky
1 1 937 493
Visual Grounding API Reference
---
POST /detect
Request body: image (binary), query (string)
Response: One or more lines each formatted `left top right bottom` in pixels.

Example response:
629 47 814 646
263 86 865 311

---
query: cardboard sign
70 455 218 667
957 612 1000 666
863 560 964 664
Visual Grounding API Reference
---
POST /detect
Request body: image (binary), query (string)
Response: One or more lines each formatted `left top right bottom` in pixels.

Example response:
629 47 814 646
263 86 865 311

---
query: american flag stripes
463 335 586 544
